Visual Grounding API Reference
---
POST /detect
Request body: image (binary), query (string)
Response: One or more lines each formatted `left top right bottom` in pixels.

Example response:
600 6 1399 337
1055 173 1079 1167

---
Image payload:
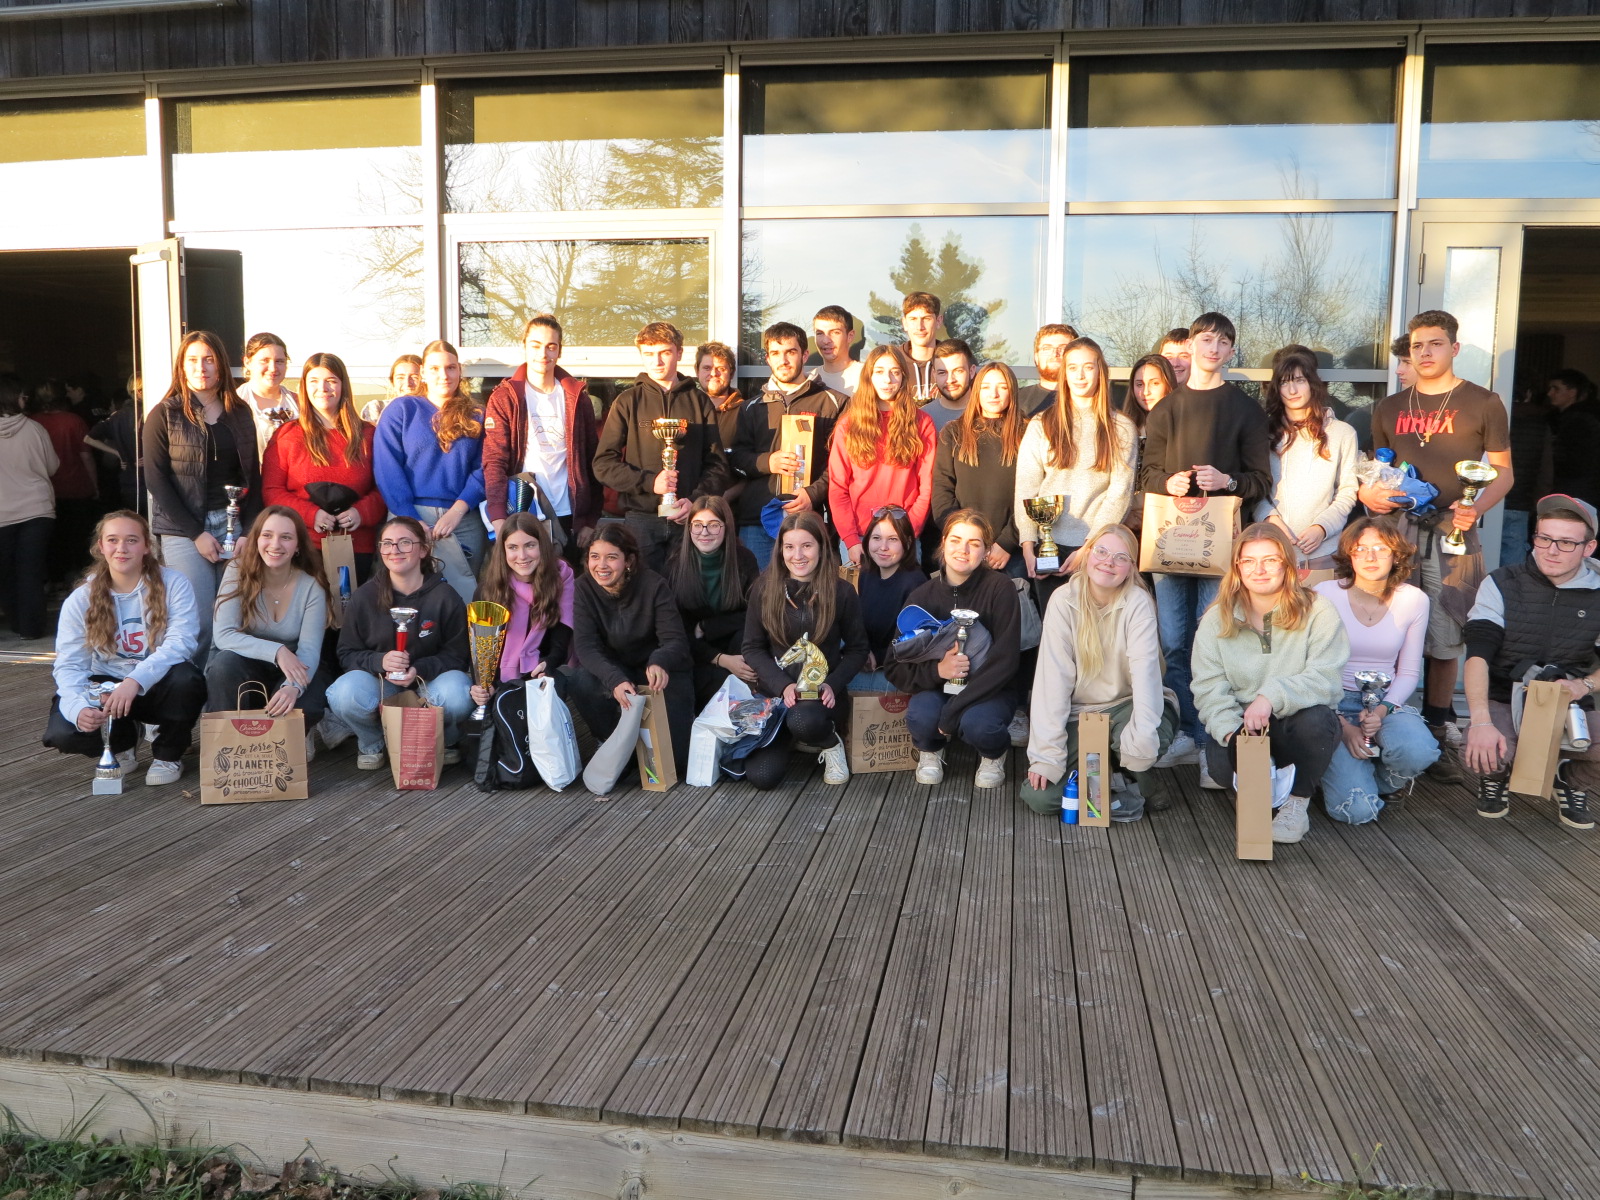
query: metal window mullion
720 49 742 354
144 85 168 241
1390 26 1426 369
1045 40 1069 323
420 70 444 342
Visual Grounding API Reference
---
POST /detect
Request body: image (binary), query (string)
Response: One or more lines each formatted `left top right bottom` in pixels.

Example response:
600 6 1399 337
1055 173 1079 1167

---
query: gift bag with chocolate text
848 691 917 774
200 683 309 805
381 686 444 790
1139 494 1242 578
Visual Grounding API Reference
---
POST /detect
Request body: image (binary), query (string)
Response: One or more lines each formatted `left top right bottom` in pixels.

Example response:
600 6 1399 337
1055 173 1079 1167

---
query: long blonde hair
82 511 169 658
839 344 923 468
1212 522 1317 638
1062 523 1150 681
1040 336 1119 473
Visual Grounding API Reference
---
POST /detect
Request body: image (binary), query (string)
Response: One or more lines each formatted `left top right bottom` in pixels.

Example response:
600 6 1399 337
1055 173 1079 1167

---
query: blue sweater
372 393 486 518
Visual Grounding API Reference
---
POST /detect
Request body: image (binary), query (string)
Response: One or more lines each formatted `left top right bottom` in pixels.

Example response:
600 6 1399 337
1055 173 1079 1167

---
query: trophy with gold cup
466 600 510 723
1024 494 1066 573
1441 460 1499 555
651 417 689 517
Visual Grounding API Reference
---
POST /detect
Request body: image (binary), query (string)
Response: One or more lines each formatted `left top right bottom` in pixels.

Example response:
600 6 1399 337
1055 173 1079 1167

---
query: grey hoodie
0 413 58 527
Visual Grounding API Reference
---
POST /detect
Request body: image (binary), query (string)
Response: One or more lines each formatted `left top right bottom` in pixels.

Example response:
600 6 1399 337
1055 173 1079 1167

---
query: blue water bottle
338 566 352 605
1061 770 1080 825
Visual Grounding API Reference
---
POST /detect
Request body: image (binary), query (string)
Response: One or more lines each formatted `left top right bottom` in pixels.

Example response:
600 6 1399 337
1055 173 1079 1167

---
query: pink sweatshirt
828 407 937 548
1313 579 1428 705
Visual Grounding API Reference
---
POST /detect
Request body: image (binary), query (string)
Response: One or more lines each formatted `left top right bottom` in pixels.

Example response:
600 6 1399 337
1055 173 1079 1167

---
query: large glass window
741 216 1046 364
170 89 422 228
1063 213 1393 368
742 62 1050 207
1421 43 1600 198
443 75 722 214
0 95 149 245
1067 50 1399 202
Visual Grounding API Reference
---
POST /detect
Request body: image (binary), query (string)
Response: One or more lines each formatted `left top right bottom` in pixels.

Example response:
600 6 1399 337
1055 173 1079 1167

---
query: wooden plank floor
6 660 1600 1198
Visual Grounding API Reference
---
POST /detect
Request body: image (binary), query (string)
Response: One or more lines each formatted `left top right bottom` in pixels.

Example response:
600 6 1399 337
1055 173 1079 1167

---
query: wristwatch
1224 476 1238 493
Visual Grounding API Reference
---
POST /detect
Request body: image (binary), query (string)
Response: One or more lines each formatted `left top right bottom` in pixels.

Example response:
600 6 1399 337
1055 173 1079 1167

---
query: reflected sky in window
1421 121 1600 198
2 157 152 247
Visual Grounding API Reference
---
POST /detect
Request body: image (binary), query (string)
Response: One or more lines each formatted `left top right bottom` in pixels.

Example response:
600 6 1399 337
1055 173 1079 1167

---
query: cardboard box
848 691 917 773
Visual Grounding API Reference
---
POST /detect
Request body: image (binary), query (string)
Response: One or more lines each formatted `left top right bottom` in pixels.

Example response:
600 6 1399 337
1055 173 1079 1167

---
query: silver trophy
388 606 419 683
945 608 979 694
1354 669 1392 758
87 681 122 794
219 484 245 559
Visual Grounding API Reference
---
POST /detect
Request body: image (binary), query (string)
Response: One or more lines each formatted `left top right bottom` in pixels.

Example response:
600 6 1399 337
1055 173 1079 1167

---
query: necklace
1405 383 1459 448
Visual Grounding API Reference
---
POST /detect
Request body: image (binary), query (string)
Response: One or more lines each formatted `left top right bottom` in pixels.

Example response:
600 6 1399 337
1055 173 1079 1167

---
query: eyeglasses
1089 545 1134 568
378 538 421 552
1238 556 1287 571
871 505 908 521
1533 532 1589 553
1350 545 1393 558
689 520 725 533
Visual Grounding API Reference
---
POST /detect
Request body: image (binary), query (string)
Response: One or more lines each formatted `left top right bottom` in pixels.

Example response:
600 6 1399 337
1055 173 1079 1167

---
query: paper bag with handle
321 533 359 626
634 685 678 791
1077 710 1112 827
381 681 444 790
1139 493 1241 578
200 682 309 805
1509 679 1568 800
848 691 917 773
1233 730 1274 861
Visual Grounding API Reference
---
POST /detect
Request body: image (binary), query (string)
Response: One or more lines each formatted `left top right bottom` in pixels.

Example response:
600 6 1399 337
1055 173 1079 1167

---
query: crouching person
885 510 1021 789
1020 523 1174 821
45 510 206 786
1464 494 1600 829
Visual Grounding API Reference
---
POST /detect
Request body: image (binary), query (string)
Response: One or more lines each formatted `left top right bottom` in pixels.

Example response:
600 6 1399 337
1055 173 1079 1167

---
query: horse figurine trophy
778 632 829 702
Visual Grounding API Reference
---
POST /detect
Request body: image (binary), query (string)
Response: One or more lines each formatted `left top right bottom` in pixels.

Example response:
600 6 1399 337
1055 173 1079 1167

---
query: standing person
812 305 861 396
828 345 938 567
593 321 730 574
326 515 475 771
666 495 759 706
850 506 926 691
1017 323 1079 416
695 341 744 458
237 333 298 456
1258 346 1359 577
44 510 205 787
30 385 97 584
730 321 844 569
1463 495 1600 828
886 510 1021 789
373 339 487 603
933 360 1024 577
565 522 695 772
1315 517 1439 823
899 292 943 404
143 330 262 661
468 511 576 706
1502 381 1551 567
205 506 334 746
262 352 385 579
1158 328 1193 386
1360 309 1514 767
360 354 422 425
924 338 975 434
739 511 866 790
1013 336 1137 606
1021 523 1176 821
1123 353 1177 529
481 314 601 559
1544 368 1600 508
86 374 141 514
1191 522 1347 845
0 374 58 639
1139 311 1272 773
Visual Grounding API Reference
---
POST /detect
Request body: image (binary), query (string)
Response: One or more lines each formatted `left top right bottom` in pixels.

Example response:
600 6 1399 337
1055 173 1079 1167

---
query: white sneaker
1155 732 1198 768
114 748 136 775
1199 760 1226 790
1272 794 1311 844
916 750 945 785
1008 709 1030 747
145 759 182 787
974 756 1006 789
818 738 849 785
304 731 316 763
316 713 353 750
356 750 385 770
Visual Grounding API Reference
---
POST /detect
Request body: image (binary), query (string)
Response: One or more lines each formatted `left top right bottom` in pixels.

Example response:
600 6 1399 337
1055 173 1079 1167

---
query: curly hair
1330 516 1415 600
420 340 483 454
82 511 170 659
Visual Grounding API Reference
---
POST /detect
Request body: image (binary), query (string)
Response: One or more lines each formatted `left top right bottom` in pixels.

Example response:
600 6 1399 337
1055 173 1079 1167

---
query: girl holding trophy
469 512 576 705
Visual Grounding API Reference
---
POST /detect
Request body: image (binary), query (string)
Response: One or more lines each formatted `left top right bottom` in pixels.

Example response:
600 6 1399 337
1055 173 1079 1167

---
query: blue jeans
413 503 486 604
325 668 474 754
161 509 232 663
1499 509 1530 570
1320 692 1440 824
738 524 776 570
905 690 1013 759
1154 572 1220 741
851 669 895 692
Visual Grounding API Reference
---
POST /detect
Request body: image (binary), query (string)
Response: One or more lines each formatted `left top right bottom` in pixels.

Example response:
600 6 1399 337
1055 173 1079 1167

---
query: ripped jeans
1319 691 1440 824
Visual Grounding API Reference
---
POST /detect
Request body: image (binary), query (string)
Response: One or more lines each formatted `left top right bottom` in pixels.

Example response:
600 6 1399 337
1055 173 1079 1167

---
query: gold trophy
466 600 510 722
1024 495 1066 573
1441 460 1499 555
777 633 829 702
651 417 689 517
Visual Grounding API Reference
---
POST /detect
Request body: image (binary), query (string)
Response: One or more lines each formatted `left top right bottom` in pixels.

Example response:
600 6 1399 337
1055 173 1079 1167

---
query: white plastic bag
687 676 754 786
583 691 647 796
1232 760 1296 808
526 676 580 791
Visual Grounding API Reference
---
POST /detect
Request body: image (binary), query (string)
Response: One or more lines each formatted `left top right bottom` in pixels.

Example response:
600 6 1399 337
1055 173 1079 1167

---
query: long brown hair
1331 515 1415 601
759 510 837 650
296 352 367 467
1263 344 1331 460
478 512 567 636
1212 522 1318 638
839 344 923 468
862 508 918 577
1124 353 1177 433
81 511 169 659
373 515 442 611
952 361 1024 468
164 330 242 426
216 505 332 632
1040 336 1119 473
421 339 483 454
668 495 747 613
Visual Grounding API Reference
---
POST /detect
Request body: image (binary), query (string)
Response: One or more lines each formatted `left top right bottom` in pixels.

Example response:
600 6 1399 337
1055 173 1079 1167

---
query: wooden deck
1 659 1597 1199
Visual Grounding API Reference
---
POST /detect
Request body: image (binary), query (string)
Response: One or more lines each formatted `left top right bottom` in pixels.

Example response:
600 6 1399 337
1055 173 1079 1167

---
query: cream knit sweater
1013 406 1136 552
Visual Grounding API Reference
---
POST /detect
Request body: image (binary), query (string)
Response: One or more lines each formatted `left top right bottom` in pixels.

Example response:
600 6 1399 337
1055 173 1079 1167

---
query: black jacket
337 571 470 682
143 396 261 538
572 569 692 692
742 576 869 699
666 542 760 665
1138 381 1272 504
729 378 845 524
931 422 1021 553
1549 399 1600 508
593 373 729 514
885 564 1021 726
1466 559 1600 702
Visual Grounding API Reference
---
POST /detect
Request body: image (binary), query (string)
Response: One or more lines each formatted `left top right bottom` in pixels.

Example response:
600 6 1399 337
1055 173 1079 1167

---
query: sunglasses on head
872 505 908 521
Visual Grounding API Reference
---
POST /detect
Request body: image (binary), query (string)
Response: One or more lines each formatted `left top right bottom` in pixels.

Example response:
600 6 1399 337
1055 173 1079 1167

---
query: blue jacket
373 393 486 518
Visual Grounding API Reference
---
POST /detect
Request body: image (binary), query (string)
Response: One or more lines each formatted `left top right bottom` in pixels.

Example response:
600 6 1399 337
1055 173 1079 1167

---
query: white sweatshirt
53 568 200 723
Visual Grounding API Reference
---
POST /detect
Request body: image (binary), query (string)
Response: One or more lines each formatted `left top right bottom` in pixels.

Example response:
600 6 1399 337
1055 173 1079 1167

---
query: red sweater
828 407 937 548
32 411 95 500
261 422 387 554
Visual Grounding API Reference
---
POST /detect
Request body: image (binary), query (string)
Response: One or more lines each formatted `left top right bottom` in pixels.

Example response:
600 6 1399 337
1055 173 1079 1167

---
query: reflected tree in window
444 136 720 214
866 224 1011 360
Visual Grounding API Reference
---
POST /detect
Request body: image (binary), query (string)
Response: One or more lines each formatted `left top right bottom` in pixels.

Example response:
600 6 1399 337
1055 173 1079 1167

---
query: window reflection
458 239 709 348
443 76 722 213
1068 50 1398 201
171 89 422 228
1421 44 1600 198
741 217 1045 364
743 62 1049 206
0 95 149 245
1063 213 1393 369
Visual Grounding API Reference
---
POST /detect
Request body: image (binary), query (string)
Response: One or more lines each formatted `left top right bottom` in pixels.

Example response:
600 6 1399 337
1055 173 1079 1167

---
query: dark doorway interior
0 248 135 403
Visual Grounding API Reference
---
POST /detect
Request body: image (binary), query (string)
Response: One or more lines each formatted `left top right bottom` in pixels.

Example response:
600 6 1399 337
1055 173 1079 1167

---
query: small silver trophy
1354 669 1392 758
219 484 245 559
945 608 979 694
651 417 688 517
388 606 419 683
88 681 122 795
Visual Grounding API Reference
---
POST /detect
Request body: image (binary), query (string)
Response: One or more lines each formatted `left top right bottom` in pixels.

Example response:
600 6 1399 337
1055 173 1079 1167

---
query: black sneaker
1555 774 1594 830
1477 776 1510 819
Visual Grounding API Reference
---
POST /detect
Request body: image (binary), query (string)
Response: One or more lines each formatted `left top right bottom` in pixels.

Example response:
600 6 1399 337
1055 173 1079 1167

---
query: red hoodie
481 365 601 528
261 422 386 554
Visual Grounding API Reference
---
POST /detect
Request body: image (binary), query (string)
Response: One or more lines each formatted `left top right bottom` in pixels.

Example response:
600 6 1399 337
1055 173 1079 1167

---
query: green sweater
1189 594 1348 744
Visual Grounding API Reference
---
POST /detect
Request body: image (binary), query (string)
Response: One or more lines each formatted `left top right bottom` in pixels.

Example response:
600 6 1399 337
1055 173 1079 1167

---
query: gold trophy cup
651 417 689 517
466 600 511 722
1441 460 1500 555
1024 495 1066 573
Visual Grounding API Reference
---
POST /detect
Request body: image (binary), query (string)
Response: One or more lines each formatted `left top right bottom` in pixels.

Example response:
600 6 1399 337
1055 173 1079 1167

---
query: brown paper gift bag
848 691 917 773
1234 730 1274 861
200 683 309 805
778 413 817 495
321 533 359 626
1510 679 1568 799
381 686 444 790
1077 710 1112 827
1139 494 1242 577
634 686 678 791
